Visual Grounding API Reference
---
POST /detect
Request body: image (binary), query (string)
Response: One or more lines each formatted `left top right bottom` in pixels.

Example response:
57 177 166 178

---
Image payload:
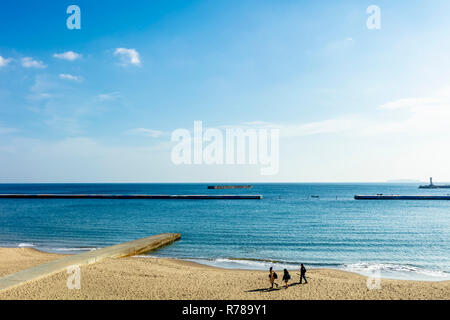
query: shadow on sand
246 282 304 293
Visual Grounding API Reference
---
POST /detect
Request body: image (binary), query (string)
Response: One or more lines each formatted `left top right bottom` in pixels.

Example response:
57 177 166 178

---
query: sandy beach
0 248 448 300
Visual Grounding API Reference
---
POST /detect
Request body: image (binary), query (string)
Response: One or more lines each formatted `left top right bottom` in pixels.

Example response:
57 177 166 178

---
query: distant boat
419 177 450 189
207 185 253 189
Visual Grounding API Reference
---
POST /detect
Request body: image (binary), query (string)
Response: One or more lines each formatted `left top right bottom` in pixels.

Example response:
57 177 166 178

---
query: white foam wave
36 247 98 253
17 243 35 248
176 258 449 281
341 263 450 281
186 258 299 270
51 247 97 252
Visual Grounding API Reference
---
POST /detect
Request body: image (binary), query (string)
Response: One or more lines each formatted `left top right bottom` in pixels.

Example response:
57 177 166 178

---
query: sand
0 248 448 300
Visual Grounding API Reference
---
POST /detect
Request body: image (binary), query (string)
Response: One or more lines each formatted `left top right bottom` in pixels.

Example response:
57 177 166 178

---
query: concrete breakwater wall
355 195 450 200
0 194 262 200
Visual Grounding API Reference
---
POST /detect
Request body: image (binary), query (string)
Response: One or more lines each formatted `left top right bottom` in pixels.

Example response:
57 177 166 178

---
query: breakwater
0 194 262 200
355 195 450 200
207 185 253 189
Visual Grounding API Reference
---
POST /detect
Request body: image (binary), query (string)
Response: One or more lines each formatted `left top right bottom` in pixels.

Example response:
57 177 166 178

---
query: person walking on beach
268 267 278 289
300 263 308 284
282 269 291 288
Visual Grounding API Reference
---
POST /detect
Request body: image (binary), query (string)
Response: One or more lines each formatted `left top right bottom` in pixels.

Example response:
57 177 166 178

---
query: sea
0 183 449 281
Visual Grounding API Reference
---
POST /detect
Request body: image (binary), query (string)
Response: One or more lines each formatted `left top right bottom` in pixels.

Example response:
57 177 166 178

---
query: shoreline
3 246 448 282
0 247 448 300
176 258 450 282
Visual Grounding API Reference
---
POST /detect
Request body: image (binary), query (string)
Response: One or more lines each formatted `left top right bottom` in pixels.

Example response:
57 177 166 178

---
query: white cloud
27 75 60 101
364 90 450 136
53 51 81 61
43 116 82 135
379 97 441 110
224 116 364 138
223 87 450 140
96 92 121 101
127 128 164 138
0 56 12 67
21 57 47 69
0 137 172 182
59 73 82 82
114 48 141 66
0 126 18 134
28 93 53 101
280 116 363 137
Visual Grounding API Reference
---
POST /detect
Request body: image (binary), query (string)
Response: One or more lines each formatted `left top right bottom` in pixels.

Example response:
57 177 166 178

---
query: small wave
17 243 35 248
186 258 301 270
341 263 450 281
134 254 160 258
51 247 97 252
175 258 449 281
36 246 98 254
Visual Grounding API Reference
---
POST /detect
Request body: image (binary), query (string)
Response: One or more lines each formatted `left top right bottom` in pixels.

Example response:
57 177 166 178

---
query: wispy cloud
0 126 18 134
27 75 59 101
59 73 82 82
127 128 164 138
220 87 450 140
53 51 82 61
364 88 450 135
28 93 53 101
96 92 122 102
114 48 141 66
21 57 47 69
0 56 12 67
43 116 82 135
379 97 441 110
282 117 364 137
0 137 172 182
222 116 364 138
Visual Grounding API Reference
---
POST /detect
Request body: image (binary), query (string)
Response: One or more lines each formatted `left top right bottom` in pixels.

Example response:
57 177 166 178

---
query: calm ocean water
0 183 449 281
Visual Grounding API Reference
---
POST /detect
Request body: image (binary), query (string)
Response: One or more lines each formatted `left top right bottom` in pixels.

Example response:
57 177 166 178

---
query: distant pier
355 195 450 200
0 194 262 200
207 185 253 189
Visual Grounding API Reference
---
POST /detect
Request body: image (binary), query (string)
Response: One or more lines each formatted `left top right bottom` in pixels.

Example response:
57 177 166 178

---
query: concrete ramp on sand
0 233 181 293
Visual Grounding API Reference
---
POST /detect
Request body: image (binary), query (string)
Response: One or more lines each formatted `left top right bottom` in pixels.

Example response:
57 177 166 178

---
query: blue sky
1 0 450 182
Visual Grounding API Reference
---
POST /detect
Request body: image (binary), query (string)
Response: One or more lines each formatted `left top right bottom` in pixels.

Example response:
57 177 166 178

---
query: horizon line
0 181 430 184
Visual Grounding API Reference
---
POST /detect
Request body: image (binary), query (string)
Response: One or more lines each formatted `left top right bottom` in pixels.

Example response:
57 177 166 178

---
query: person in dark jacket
300 264 308 284
282 269 291 288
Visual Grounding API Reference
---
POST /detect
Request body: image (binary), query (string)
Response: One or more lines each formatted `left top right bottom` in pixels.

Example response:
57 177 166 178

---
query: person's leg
302 274 308 284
